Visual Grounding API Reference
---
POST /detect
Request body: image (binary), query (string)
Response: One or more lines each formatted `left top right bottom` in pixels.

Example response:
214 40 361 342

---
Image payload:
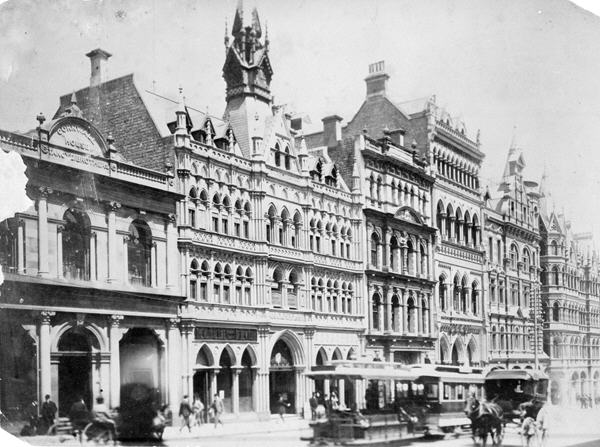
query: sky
1 0 600 240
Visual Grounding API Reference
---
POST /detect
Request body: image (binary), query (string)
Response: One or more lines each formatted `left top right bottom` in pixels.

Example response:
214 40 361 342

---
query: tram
483 369 549 422
304 361 484 445
400 364 484 434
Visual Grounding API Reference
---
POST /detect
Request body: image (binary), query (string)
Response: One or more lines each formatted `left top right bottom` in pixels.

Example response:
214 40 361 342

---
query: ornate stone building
483 142 545 371
304 62 441 365
0 64 183 416
173 4 364 417
539 187 600 405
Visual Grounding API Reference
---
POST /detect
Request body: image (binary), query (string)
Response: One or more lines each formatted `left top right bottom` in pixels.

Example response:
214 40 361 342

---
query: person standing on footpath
211 393 224 428
178 395 192 433
40 394 57 434
192 394 204 427
309 393 318 421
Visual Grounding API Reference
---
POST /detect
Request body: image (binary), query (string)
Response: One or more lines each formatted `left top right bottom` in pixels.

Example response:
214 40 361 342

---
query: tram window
444 384 450 400
456 384 464 400
425 383 438 399
395 381 409 398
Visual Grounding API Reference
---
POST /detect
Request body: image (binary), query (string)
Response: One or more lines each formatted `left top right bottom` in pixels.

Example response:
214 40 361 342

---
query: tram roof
485 369 549 381
306 361 417 381
408 365 485 383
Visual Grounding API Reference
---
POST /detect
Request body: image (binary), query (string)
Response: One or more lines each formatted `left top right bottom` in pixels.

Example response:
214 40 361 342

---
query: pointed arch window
553 302 560 321
62 209 91 281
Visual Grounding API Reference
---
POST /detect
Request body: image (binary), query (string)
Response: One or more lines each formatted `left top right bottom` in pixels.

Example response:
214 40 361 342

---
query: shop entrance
193 345 213 408
57 327 94 416
239 348 255 412
217 349 234 413
269 339 296 414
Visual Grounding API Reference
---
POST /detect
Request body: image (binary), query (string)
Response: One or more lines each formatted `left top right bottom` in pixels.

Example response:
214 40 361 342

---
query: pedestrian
40 394 57 434
69 396 89 442
178 395 192 433
192 394 204 427
91 396 117 442
536 402 550 447
211 393 224 428
277 394 289 422
309 393 318 421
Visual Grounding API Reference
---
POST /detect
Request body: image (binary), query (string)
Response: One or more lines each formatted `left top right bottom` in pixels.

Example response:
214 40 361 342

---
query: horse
464 395 504 446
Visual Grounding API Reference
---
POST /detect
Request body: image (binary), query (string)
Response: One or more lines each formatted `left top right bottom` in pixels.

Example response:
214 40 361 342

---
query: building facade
539 193 600 405
483 143 545 371
0 86 183 416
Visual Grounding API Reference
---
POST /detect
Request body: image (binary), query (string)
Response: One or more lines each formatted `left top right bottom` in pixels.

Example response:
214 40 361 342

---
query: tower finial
265 20 269 52
509 125 517 151
70 91 77 105
224 17 230 49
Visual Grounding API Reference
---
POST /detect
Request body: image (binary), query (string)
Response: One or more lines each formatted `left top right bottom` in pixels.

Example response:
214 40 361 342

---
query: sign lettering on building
194 326 257 342
50 124 104 157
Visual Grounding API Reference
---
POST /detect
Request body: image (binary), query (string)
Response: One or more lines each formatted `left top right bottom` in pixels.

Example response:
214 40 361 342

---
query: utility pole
534 286 539 370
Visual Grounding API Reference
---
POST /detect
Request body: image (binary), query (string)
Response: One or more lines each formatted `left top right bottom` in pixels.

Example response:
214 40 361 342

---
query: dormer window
284 146 291 170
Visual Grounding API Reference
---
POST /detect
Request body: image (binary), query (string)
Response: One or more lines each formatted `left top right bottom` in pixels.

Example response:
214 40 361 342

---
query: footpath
14 414 311 446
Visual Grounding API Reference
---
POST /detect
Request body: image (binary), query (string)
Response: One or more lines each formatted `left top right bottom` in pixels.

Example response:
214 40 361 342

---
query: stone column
165 214 177 288
385 288 393 333
122 236 129 284
17 219 25 274
440 213 447 239
90 232 97 281
416 293 423 335
56 225 63 278
167 318 181 406
232 368 241 415
106 201 121 283
151 242 157 288
109 314 123 408
37 187 52 277
402 290 409 335
40 310 55 400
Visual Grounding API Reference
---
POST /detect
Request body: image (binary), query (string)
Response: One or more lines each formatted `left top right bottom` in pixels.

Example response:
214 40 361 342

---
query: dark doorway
239 349 254 412
217 349 233 413
451 344 460 366
193 346 212 408
57 328 93 416
269 339 296 414
314 348 326 397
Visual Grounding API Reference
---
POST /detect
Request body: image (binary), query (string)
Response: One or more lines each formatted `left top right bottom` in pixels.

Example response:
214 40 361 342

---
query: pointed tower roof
223 2 274 156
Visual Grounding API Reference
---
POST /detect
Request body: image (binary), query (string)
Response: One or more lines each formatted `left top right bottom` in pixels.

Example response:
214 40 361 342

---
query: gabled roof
54 74 172 171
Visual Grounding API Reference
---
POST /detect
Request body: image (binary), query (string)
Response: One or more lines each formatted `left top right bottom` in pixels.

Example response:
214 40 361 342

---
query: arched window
553 302 560 321
284 146 291 170
492 326 498 350
461 276 468 312
372 293 381 331
471 282 478 315
391 295 401 332
510 244 518 269
274 144 281 167
62 209 91 281
370 233 379 268
523 249 531 271
189 259 199 300
439 276 446 312
128 220 152 286
390 236 399 271
407 297 416 333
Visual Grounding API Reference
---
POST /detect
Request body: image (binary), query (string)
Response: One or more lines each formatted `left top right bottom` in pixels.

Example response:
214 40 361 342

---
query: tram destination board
194 327 258 342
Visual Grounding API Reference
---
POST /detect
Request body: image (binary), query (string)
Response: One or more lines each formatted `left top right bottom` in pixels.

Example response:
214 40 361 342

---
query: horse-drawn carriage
484 369 549 423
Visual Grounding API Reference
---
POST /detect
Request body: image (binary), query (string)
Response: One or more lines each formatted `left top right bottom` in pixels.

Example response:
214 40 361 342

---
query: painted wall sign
194 326 257 342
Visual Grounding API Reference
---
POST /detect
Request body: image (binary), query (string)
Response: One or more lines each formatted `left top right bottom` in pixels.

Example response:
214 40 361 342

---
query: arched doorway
314 348 327 396
270 339 296 414
217 348 234 413
571 372 579 405
193 346 213 409
239 348 255 412
57 327 95 416
119 328 163 404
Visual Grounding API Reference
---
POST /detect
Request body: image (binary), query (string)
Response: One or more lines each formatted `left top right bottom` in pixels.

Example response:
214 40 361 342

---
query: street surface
13 406 600 447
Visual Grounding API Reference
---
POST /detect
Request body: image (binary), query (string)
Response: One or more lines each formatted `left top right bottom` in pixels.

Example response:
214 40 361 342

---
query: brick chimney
86 48 112 87
365 60 389 98
322 115 343 148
